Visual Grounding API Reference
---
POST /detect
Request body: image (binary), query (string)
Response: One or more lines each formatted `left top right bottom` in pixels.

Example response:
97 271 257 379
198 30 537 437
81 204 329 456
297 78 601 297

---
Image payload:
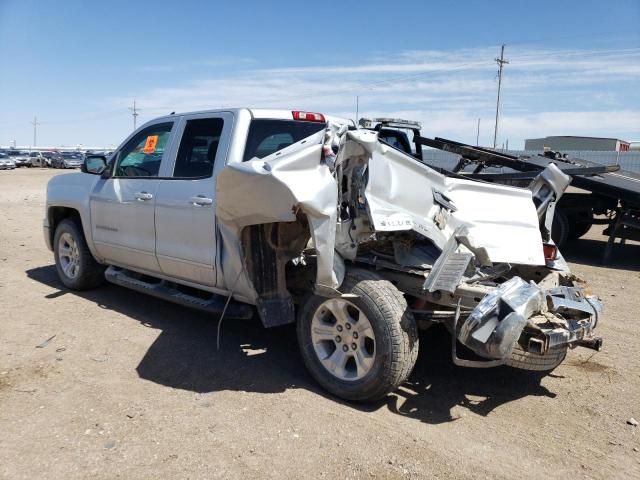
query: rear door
154 112 233 286
90 121 175 272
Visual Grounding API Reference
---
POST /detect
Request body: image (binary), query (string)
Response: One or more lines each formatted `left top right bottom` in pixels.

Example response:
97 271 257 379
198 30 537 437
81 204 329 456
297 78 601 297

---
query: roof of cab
154 108 354 126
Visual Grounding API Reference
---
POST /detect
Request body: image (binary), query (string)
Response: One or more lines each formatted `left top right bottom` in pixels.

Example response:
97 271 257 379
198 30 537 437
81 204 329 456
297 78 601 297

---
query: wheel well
48 207 81 244
240 215 313 328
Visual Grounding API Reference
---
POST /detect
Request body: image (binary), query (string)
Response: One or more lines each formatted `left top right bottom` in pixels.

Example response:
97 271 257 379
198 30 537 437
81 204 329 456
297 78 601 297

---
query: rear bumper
524 286 602 354
457 276 602 365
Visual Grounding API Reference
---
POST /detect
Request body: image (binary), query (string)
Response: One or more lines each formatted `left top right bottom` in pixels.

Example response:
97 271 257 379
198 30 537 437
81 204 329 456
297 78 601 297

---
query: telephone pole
129 100 140 130
476 118 481 146
492 44 509 149
30 116 40 147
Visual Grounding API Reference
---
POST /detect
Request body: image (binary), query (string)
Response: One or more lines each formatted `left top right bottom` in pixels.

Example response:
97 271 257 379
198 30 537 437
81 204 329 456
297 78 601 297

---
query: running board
104 266 253 319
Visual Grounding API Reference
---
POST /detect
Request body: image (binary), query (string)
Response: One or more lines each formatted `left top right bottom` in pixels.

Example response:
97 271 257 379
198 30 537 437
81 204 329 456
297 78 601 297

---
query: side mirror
82 155 107 175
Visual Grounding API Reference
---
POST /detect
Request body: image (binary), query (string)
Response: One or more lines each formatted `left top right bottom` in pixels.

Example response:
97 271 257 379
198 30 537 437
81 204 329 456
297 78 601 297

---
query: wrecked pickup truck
44 108 602 402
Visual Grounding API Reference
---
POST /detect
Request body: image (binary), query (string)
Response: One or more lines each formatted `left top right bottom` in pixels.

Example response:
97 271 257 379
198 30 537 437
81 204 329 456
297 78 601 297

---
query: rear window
243 119 325 161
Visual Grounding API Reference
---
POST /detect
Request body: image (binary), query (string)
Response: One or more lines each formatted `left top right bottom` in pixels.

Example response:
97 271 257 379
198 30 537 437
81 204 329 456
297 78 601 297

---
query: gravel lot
1 168 639 479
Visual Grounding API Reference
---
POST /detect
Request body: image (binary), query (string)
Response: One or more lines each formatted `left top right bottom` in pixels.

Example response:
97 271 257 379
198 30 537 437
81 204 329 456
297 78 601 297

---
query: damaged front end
216 122 603 371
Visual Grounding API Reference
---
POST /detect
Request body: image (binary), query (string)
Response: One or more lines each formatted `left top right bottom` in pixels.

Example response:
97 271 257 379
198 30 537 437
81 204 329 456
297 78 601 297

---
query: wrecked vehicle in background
44 109 603 402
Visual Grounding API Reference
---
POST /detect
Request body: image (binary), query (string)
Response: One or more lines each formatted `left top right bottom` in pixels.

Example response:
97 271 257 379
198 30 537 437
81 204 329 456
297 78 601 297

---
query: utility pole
31 116 40 147
492 44 509 149
476 118 481 146
355 95 359 124
129 100 140 131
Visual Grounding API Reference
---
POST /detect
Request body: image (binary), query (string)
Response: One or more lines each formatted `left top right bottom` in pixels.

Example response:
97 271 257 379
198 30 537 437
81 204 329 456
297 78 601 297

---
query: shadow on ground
28 264 556 425
562 233 640 272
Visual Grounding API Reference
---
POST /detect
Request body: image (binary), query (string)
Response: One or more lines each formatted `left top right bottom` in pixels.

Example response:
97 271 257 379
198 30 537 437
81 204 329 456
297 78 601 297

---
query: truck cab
45 109 347 290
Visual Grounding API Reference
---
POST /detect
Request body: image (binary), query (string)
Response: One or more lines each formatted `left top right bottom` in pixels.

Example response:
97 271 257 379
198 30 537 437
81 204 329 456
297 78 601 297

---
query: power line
493 44 509 149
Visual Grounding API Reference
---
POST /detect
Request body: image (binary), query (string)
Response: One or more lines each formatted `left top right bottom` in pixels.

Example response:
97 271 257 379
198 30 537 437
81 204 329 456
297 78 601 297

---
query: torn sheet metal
215 126 550 324
344 129 546 266
458 276 545 359
216 129 339 304
458 276 603 359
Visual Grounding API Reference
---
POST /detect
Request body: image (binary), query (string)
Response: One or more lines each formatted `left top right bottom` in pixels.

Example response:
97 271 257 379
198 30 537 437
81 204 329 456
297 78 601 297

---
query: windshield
0 153 7 159
243 119 325 161
62 152 81 158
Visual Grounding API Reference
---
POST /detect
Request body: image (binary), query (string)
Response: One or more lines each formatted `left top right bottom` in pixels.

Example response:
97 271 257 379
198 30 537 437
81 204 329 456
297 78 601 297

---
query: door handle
134 191 153 201
190 195 213 206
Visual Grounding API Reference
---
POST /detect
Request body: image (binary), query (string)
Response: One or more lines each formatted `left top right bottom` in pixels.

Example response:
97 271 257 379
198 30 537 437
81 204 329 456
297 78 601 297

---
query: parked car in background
7 150 31 167
40 151 57 167
0 152 16 170
52 152 83 169
47 152 63 167
28 151 48 167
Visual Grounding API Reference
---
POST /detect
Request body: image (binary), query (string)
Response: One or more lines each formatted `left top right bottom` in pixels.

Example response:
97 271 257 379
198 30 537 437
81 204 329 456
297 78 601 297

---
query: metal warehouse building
524 136 631 152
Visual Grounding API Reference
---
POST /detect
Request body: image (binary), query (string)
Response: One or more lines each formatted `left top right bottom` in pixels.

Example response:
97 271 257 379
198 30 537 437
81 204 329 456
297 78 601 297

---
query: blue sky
1 0 639 148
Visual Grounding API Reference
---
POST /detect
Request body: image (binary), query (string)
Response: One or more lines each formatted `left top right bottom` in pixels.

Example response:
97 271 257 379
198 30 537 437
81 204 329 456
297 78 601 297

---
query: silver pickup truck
44 108 603 402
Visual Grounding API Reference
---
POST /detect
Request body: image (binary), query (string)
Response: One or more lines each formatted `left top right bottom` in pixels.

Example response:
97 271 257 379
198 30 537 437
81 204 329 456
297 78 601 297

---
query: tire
297 268 419 402
567 215 592 240
551 208 569 247
506 343 567 372
53 218 105 290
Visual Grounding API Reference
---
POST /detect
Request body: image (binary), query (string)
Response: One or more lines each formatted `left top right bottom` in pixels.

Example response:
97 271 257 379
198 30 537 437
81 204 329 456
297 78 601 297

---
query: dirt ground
0 167 639 479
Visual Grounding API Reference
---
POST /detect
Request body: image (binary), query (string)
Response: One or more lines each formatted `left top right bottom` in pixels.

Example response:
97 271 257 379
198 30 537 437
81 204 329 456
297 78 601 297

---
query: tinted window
243 119 325 161
174 118 224 178
115 122 173 177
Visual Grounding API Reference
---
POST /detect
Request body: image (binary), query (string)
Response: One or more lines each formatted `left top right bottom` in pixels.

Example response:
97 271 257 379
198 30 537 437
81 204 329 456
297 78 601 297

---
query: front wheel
54 218 105 290
297 269 419 402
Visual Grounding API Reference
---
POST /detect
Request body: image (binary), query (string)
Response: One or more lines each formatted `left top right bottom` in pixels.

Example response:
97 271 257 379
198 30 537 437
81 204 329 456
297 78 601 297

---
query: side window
173 118 224 178
115 122 173 177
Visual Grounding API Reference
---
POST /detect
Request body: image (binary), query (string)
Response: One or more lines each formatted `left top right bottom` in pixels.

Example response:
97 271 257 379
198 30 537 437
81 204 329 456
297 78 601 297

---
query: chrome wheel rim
310 298 376 381
58 232 80 279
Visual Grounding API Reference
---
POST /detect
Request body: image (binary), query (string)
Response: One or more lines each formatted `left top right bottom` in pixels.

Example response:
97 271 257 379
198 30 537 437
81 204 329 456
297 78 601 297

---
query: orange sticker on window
143 135 159 154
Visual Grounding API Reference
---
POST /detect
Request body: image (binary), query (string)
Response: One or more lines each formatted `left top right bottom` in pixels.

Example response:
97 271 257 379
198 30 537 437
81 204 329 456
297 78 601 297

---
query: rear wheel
551 209 570 247
54 218 105 290
567 214 593 240
297 269 419 402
